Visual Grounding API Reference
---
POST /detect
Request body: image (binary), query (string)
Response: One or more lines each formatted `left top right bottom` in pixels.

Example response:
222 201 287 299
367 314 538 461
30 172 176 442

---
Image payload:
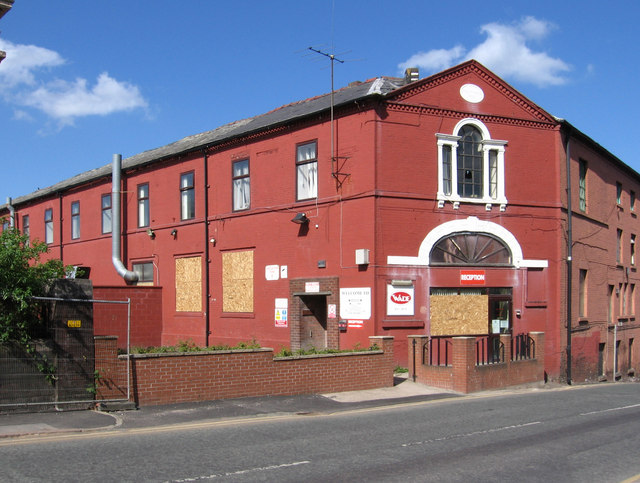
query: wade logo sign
460 270 486 285
386 284 414 316
390 291 412 304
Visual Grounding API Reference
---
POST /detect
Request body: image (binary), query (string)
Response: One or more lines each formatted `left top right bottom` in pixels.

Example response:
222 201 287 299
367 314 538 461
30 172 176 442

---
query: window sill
437 197 507 212
381 319 425 329
222 312 256 319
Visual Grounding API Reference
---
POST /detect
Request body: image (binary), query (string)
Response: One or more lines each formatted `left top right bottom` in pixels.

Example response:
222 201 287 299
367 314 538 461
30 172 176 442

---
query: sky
1 1 638 202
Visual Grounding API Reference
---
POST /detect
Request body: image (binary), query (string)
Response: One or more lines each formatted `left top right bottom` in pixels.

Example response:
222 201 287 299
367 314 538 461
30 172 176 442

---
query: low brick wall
95 336 394 406
408 332 545 393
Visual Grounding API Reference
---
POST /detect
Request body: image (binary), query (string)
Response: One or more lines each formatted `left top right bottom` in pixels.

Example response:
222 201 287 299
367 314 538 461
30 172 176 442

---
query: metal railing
423 336 453 367
511 333 535 361
476 336 504 365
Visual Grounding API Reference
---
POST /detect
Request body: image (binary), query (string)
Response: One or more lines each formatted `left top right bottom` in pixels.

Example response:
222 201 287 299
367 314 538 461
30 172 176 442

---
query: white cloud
0 39 65 87
19 72 148 125
12 109 33 122
0 39 148 126
398 16 571 88
398 46 466 73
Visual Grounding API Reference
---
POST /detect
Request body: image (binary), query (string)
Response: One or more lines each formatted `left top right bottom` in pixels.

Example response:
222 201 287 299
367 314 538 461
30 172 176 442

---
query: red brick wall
94 336 128 400
95 336 394 406
408 333 545 393
93 286 163 349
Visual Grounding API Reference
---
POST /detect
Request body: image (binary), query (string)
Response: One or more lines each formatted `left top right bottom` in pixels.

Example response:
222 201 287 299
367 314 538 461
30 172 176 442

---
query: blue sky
1 1 637 201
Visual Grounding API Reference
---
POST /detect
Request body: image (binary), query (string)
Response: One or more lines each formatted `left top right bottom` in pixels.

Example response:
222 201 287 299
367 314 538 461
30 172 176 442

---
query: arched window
430 232 512 266
436 119 508 210
457 125 483 198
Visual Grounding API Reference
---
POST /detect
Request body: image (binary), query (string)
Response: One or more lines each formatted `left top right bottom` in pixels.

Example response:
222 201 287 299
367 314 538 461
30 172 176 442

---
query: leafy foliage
275 344 381 358
127 339 261 354
0 224 66 346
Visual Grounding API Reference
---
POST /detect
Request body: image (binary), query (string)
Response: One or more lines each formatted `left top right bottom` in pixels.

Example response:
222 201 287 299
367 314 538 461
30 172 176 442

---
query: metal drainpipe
111 154 138 283
565 131 573 385
5 197 15 227
203 149 211 346
58 193 64 264
412 338 416 382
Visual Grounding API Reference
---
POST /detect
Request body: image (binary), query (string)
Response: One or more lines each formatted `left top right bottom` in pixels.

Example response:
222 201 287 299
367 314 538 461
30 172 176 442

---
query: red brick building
2 60 638 383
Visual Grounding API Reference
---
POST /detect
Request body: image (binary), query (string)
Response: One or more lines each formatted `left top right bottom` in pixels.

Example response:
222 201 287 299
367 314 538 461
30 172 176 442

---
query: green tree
0 222 66 346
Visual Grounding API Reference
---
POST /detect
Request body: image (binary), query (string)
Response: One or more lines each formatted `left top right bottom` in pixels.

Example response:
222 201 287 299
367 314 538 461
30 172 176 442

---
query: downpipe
111 154 138 283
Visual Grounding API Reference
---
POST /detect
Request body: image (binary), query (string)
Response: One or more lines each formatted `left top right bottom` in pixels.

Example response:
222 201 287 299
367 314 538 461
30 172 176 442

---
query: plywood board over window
222 250 254 313
430 294 487 335
175 256 202 312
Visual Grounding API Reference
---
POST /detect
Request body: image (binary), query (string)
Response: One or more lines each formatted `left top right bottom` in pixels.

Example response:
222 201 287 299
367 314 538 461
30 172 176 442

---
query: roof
3 59 636 209
5 75 404 207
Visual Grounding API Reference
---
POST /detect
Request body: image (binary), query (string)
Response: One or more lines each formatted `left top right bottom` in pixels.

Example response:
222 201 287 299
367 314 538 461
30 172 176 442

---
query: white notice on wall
275 298 288 309
305 282 320 293
265 265 279 281
340 287 371 320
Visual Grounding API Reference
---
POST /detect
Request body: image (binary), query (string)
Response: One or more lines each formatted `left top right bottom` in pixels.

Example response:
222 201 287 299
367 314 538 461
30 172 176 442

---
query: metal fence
423 336 453 366
0 296 130 411
476 336 505 365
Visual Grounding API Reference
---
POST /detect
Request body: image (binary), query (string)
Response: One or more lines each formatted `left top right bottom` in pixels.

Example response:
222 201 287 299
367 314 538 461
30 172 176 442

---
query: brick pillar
407 335 428 381
369 336 395 387
530 332 545 380
452 337 476 393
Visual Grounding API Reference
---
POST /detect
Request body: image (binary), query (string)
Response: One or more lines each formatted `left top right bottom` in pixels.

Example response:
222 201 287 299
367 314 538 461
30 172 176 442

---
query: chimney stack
404 67 419 84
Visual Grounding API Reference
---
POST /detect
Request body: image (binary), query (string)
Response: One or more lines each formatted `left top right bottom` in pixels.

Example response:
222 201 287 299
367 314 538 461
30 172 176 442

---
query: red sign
460 270 486 285
390 291 412 304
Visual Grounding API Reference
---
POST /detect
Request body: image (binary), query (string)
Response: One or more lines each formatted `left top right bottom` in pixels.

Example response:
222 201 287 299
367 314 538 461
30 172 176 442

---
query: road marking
579 403 640 416
0 398 462 447
401 421 541 447
167 461 310 482
619 473 640 483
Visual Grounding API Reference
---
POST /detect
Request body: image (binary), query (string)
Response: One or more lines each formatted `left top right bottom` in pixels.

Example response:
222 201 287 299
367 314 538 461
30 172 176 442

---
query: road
1 383 639 482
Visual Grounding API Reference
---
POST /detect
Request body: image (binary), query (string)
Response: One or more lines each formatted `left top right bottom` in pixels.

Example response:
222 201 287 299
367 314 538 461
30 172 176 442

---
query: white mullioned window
44 208 54 244
71 201 80 239
232 159 250 211
436 119 507 210
138 183 149 228
296 141 318 200
180 172 195 220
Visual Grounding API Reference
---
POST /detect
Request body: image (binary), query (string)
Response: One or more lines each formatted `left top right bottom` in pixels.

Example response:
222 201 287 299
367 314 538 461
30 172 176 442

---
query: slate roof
5 76 405 207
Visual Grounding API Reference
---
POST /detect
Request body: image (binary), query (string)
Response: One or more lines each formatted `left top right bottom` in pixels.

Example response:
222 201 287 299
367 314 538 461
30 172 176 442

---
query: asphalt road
1 383 639 482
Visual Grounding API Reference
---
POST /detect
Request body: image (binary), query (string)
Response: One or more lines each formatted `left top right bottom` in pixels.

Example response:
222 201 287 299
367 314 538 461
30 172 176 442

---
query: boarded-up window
175 256 202 312
525 268 547 306
222 250 254 313
430 290 488 335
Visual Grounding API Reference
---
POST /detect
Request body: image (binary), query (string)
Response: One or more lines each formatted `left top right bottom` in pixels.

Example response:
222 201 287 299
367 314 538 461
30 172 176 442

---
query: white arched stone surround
387 216 547 269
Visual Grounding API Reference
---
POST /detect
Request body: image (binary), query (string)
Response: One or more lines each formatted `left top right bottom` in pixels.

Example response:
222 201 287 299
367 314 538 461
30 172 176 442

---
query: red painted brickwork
95 335 394 406
93 286 163 349
94 336 128 401
408 333 545 393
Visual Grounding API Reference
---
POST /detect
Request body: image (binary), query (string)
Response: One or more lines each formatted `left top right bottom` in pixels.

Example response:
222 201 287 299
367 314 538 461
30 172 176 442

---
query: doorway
299 295 327 350
488 290 512 362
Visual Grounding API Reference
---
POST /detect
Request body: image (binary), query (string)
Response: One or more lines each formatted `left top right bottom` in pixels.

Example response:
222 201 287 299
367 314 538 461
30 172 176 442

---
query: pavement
0 374 555 439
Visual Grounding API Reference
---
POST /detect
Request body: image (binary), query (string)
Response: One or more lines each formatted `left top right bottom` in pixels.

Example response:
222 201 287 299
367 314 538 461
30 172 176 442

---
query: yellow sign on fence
67 320 82 328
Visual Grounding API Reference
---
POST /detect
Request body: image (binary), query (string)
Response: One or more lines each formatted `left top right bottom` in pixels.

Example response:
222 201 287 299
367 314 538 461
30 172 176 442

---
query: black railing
423 337 453 366
511 333 535 361
476 336 504 365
